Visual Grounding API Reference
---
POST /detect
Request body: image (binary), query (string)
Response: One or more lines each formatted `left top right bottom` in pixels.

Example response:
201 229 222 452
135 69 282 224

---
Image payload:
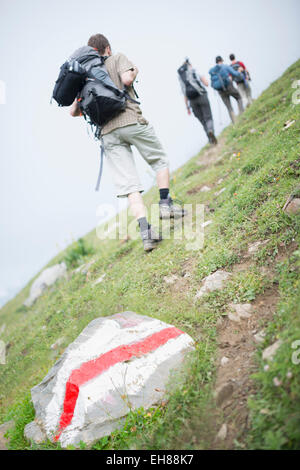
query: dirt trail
213 286 279 448
174 139 297 449
211 241 298 449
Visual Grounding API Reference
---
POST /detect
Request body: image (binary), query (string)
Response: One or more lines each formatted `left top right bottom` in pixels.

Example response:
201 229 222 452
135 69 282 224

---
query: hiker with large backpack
177 58 217 145
209 56 244 123
229 53 253 108
61 34 186 252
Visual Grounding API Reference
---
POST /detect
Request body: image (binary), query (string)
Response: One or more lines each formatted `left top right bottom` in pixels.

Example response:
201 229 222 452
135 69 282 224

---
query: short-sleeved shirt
101 53 148 135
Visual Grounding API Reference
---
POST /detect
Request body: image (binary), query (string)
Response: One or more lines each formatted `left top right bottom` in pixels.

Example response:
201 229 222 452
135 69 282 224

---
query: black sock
138 217 150 232
159 188 169 200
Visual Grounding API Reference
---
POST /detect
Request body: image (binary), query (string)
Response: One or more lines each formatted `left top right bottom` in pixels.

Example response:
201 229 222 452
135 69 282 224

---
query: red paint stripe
54 326 183 440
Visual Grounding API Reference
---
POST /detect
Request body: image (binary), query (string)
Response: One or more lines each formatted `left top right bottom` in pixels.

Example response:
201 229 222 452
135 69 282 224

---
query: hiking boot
141 226 163 252
208 131 218 145
159 196 187 219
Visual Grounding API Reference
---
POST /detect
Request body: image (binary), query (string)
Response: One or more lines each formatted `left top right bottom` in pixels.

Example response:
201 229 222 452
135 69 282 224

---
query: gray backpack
70 46 137 130
69 47 139 190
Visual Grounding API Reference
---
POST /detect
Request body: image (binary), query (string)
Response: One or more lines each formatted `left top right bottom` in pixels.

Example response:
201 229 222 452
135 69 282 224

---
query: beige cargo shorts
102 123 169 197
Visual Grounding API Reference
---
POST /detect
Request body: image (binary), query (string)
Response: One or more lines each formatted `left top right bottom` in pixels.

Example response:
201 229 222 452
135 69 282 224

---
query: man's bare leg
127 191 146 220
156 167 170 190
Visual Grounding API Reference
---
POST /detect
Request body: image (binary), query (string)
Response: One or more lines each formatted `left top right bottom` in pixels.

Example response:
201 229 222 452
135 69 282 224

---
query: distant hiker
69 34 186 252
229 53 253 108
178 58 217 145
209 56 244 123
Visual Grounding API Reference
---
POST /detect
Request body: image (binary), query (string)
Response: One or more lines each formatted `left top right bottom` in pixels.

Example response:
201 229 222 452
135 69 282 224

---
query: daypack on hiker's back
52 59 88 106
231 62 246 83
70 46 134 130
177 63 206 100
52 46 140 191
209 65 231 91
52 46 138 130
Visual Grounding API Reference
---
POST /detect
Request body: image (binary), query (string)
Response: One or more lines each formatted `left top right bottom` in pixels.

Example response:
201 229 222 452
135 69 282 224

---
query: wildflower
273 377 282 387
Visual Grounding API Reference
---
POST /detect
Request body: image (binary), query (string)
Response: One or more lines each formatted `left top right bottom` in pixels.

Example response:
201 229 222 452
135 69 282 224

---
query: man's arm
178 75 190 114
200 75 209 87
227 65 243 80
70 99 81 117
120 66 138 87
184 95 191 115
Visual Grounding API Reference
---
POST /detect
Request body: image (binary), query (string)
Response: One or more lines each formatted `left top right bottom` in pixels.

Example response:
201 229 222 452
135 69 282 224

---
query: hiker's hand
70 99 81 117
121 66 138 87
187 108 191 115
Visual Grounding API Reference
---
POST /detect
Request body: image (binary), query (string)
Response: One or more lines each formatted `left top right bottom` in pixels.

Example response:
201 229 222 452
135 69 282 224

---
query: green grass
0 59 300 450
62 237 94 269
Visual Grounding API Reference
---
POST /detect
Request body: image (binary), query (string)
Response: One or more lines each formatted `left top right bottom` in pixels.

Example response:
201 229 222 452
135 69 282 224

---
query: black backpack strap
123 89 140 105
132 84 139 99
217 73 226 91
192 71 206 94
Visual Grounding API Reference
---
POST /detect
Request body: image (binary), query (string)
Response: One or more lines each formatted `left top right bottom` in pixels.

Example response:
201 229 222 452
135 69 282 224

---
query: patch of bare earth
211 241 298 449
196 137 227 168
212 286 279 449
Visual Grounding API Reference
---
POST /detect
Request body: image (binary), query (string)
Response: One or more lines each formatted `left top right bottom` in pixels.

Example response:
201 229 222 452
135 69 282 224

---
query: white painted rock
24 263 67 307
196 270 232 298
29 311 194 448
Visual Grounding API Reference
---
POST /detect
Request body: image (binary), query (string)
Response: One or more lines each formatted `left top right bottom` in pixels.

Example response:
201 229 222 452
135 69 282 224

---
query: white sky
0 0 300 307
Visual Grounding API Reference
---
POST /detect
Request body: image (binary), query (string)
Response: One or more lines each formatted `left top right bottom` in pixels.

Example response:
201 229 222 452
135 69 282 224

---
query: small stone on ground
262 339 283 361
196 270 232 298
24 421 47 444
215 423 227 441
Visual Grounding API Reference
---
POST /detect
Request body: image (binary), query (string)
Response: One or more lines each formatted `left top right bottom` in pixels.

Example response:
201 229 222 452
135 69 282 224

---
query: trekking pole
214 90 223 126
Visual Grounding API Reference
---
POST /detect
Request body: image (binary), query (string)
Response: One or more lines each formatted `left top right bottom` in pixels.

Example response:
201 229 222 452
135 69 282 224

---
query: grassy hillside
0 59 300 450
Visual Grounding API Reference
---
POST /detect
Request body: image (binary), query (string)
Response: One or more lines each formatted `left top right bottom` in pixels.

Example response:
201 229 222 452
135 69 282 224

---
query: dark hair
229 53 235 61
216 56 223 64
87 34 111 55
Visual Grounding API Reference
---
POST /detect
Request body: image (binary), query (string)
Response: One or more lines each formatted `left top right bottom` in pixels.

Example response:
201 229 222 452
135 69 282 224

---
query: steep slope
0 59 299 450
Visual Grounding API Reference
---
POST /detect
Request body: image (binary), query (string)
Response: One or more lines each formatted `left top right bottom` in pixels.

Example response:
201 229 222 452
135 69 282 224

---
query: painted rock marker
28 311 194 448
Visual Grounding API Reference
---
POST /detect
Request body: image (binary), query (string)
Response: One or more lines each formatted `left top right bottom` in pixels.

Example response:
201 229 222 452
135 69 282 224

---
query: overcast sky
0 0 299 307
